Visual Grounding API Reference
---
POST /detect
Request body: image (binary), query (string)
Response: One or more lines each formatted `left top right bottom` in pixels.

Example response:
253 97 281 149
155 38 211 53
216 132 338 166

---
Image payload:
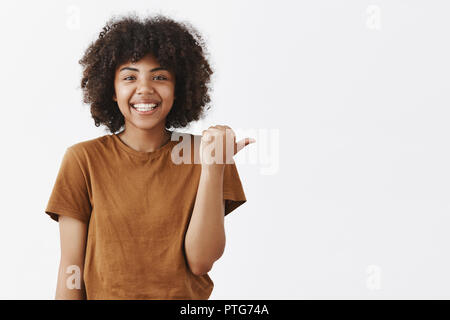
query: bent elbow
190 262 213 276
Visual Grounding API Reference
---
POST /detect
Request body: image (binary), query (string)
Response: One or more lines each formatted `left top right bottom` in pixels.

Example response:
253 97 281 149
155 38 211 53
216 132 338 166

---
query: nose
136 77 155 94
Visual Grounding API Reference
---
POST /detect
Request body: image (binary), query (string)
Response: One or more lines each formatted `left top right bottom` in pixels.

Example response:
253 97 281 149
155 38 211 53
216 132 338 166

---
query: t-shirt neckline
111 131 179 159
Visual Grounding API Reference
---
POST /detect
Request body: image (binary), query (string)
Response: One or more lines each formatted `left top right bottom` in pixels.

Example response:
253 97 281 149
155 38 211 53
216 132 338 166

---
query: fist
199 125 256 170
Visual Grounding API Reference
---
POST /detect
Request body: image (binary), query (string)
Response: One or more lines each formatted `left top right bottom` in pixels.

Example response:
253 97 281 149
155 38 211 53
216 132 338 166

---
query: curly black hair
79 12 214 133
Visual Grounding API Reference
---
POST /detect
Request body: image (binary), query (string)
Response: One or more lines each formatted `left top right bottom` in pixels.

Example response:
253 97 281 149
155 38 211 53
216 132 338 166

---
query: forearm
185 166 226 274
55 261 86 300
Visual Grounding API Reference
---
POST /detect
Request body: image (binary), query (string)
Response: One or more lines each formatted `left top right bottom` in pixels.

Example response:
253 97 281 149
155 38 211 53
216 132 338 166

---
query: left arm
185 166 226 276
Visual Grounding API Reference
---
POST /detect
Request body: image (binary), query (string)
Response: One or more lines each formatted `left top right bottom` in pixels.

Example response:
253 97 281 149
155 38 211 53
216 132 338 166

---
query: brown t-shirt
45 131 247 299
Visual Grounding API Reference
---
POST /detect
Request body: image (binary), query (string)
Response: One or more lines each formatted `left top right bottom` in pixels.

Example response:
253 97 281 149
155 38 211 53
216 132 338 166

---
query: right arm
55 215 88 300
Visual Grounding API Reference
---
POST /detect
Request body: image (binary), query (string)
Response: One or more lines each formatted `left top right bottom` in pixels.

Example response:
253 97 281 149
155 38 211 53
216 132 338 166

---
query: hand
200 125 256 171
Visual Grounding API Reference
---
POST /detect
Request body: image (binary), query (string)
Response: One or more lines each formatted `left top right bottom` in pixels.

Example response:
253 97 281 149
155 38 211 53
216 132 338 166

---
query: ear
113 93 117 102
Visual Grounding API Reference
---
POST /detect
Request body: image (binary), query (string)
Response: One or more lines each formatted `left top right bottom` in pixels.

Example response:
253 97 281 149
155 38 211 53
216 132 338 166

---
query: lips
132 106 159 115
130 99 161 106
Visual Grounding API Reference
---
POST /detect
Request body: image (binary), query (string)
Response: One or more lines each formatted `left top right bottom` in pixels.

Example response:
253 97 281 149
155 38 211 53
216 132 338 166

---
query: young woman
45 13 255 300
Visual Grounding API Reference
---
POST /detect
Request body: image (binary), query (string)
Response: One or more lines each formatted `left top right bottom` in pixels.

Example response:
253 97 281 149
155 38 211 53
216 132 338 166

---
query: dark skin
112 53 176 152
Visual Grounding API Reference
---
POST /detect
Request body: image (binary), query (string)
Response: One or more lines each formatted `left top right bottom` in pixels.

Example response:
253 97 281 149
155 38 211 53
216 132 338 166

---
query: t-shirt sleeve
45 147 92 224
223 161 247 217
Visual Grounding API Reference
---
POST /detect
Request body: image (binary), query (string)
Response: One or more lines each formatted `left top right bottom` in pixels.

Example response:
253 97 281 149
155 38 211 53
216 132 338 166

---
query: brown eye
124 76 135 80
154 75 167 80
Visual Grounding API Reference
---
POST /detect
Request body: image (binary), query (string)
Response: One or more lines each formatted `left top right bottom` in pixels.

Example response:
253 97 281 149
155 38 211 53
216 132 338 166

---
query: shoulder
66 134 111 162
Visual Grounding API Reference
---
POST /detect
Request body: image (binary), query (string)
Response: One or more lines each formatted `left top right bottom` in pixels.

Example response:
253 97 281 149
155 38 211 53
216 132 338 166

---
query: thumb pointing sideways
235 137 256 154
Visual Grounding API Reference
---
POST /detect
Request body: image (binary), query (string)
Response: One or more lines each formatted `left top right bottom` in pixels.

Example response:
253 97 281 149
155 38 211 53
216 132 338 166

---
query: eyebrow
119 66 168 73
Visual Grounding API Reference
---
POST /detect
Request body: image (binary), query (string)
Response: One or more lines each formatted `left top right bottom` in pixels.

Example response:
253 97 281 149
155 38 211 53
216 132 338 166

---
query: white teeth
133 103 158 109
132 103 159 112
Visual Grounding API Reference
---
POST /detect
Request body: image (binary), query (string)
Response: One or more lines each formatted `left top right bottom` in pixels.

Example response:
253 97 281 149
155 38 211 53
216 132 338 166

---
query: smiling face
113 53 176 132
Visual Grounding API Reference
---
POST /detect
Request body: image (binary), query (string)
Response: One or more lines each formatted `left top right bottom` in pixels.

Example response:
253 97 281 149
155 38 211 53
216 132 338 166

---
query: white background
1 0 449 299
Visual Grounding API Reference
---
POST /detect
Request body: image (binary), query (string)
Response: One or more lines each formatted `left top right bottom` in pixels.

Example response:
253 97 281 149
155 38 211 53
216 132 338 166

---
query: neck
118 126 171 153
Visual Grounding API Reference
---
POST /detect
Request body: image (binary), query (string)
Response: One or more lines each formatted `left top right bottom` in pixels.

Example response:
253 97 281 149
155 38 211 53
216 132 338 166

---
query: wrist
201 164 225 176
